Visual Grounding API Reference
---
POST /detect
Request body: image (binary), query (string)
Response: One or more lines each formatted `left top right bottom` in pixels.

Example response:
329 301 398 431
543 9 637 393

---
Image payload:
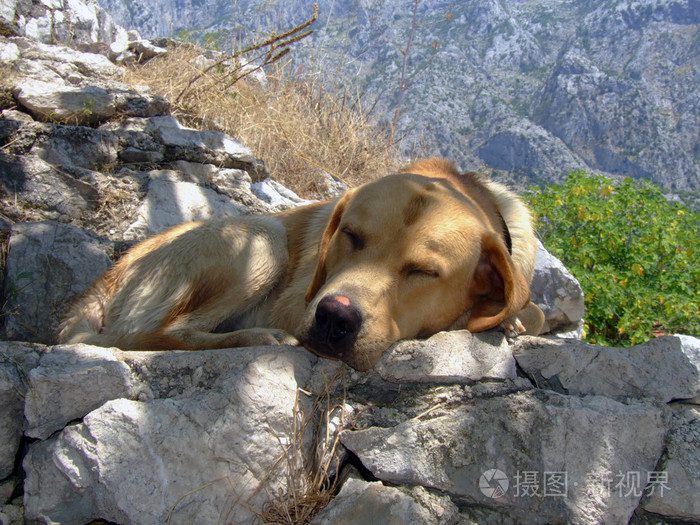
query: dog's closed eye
341 226 365 251
402 264 440 279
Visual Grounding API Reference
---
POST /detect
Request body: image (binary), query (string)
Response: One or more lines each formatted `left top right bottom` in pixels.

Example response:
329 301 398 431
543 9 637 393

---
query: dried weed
123 44 398 198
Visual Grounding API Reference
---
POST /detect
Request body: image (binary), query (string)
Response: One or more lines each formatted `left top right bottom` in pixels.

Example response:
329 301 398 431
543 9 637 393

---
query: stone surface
14 79 116 124
15 38 122 80
531 240 585 337
23 348 315 525
341 390 671 525
676 334 700 402
315 473 460 525
0 154 98 220
123 169 251 239
513 336 700 403
24 344 132 439
2 222 112 343
0 360 24 479
373 330 516 384
642 404 700 521
252 177 314 210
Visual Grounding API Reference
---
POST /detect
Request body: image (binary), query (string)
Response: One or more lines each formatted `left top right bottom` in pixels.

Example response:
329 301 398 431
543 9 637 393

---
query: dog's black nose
312 295 362 357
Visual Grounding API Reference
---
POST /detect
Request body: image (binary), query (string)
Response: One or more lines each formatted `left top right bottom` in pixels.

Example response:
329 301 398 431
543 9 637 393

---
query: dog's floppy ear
305 192 351 303
467 232 531 332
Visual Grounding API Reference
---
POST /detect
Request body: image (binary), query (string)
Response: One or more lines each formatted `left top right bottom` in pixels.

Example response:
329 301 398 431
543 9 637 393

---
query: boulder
23 346 315 525
2 221 112 343
314 472 460 525
676 334 700 403
123 169 268 239
14 38 123 80
24 344 133 439
531 240 585 337
0 154 98 220
513 335 700 403
0 0 18 37
341 391 670 525
252 177 315 210
373 330 516 385
641 405 700 520
0 360 24 479
13 78 169 125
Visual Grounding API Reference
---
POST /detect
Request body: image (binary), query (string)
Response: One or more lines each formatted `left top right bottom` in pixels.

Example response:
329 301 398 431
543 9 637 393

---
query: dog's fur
59 158 543 371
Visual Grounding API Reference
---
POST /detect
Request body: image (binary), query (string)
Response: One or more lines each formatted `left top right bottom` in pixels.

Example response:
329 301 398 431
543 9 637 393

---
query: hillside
96 0 700 200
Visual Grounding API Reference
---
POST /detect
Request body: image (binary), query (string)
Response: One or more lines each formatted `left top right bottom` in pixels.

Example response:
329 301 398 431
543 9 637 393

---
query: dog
59 158 544 371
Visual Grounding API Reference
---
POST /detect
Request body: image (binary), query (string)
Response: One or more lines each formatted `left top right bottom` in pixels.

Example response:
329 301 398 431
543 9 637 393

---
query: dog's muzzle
304 295 362 359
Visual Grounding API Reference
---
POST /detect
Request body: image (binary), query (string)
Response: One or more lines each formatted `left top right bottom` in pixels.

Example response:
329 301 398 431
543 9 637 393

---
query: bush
527 171 700 345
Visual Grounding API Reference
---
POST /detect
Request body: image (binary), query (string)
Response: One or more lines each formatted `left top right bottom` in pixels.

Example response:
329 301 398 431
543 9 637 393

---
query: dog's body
59 159 543 370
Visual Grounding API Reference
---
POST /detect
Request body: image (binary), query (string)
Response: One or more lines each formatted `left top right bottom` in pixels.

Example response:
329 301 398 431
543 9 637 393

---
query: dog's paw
503 317 526 339
225 328 299 347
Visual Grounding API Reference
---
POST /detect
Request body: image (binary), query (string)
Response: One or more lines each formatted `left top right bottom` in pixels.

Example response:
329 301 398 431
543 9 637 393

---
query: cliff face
96 0 700 198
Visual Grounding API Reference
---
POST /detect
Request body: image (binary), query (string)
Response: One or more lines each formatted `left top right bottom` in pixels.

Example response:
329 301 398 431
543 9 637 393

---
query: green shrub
527 171 700 345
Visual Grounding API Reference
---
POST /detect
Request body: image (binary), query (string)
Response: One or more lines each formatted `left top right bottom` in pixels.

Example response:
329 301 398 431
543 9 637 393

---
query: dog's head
296 159 531 371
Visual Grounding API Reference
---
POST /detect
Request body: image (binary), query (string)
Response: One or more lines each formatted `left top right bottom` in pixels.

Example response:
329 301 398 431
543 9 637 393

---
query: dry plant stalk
123 39 397 199
174 3 318 105
256 367 348 525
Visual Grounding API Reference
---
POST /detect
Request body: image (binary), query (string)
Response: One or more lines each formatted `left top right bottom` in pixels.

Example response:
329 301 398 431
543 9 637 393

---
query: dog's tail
58 285 189 350
57 280 110 345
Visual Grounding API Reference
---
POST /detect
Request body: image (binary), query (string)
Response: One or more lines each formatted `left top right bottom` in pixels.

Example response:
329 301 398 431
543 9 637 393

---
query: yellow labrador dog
59 158 543 371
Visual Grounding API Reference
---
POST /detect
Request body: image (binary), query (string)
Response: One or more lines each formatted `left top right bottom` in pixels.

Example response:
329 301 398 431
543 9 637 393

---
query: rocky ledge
1 332 698 524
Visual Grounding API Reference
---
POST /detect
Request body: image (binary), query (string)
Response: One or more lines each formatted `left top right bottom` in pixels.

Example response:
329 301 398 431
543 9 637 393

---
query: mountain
96 0 700 196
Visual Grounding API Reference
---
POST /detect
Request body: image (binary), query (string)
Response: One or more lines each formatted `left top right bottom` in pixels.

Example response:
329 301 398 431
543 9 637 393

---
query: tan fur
59 159 543 371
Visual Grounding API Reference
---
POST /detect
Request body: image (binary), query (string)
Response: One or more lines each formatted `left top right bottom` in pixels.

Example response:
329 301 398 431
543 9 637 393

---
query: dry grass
123 44 399 198
256 367 349 524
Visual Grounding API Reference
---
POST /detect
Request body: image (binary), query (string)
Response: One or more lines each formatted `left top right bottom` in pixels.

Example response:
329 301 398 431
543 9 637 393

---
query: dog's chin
296 338 376 372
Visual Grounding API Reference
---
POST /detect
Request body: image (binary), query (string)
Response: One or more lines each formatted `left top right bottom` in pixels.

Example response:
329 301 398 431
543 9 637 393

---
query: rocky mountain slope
95 0 700 201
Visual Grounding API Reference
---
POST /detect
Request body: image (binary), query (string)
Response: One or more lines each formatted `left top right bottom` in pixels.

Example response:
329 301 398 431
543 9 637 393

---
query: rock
0 505 23 525
13 78 168 125
531 240 585 337
128 39 168 62
24 344 132 439
0 1 18 37
15 38 122 80
321 170 350 197
2 108 33 122
373 330 516 385
341 391 670 525
112 85 170 118
513 335 700 403
2 222 112 343
145 116 264 173
314 472 460 525
0 360 24 479
252 177 315 210
23 347 315 525
25 121 120 175
0 40 20 62
0 154 98 220
10 0 129 47
117 145 164 163
676 334 700 403
123 169 253 239
641 404 700 521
